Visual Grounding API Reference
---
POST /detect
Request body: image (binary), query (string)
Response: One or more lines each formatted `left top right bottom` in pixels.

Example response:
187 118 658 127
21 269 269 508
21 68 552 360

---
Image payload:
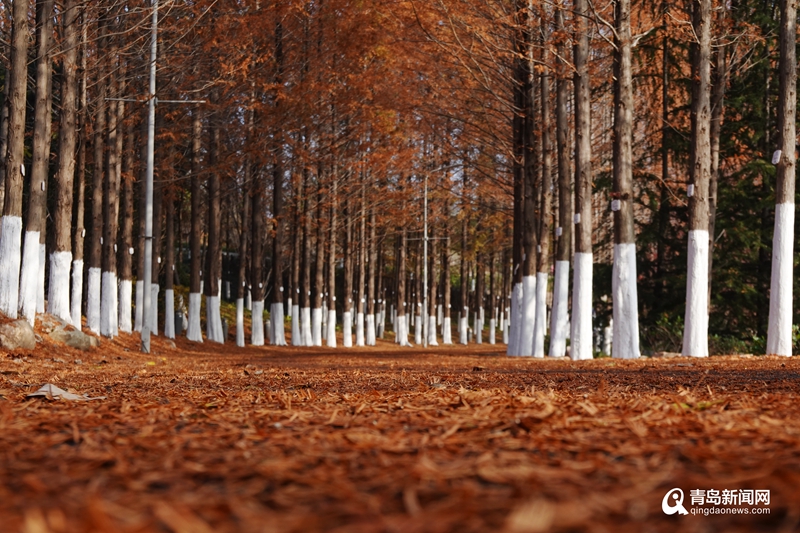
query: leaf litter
0 330 799 532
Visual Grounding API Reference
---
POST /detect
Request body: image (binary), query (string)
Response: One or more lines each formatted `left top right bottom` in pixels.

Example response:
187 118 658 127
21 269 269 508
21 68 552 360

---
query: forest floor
1 321 799 533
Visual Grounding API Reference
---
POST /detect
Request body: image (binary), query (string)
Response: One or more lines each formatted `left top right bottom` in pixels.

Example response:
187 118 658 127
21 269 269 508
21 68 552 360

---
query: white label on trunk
259 283 262 288
687 184 695 197
574 214 581 224
280 286 284 291
114 244 117 252
82 229 86 237
129 247 134 255
772 150 782 165
537 245 542 254
333 296 336 301
100 237 103 244
556 227 562 237
40 181 45 191
157 257 161 264
20 164 24 176
611 199 621 211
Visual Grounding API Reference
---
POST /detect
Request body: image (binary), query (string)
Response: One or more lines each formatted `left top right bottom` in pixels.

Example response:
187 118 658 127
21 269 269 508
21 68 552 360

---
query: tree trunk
325 167 337 347
441 207 452 344
118 105 135 334
300 166 313 346
682 0 712 357
766 0 796 356
571 0 594 360
533 25 553 358
611 0 640 359
342 192 353 346
0 0 31 319
312 177 325 346
20 0 53 325
163 193 176 339
459 212 469 345
186 111 204 342
396 209 409 346
251 163 265 346
366 207 377 345
101 19 120 338
549 5 571 357
204 120 223 343
86 12 107 334
270 18 287 345
236 171 250 347
71 13 87 330
51 0 79 324
355 178 367 346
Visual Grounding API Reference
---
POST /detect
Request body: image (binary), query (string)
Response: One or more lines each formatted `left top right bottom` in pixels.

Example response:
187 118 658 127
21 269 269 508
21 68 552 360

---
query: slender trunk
20 0 54 325
71 12 87 330
0 0 31 319
441 207 452 344
766 0 796 356
313 176 325 346
682 0 712 357
366 207 377 345
342 192 353 346
251 162 265 346
205 119 223 343
51 0 79 323
571 0 594 360
396 210 409 346
488 251 496 344
355 177 366 346
300 165 312 346
708 35 728 304
326 167 337 347
236 170 250 347
459 212 469 345
611 0 640 359
163 193 175 339
656 18 670 291
186 111 203 342
270 18 286 345
118 107 135 333
550 5 571 357
534 25 553 358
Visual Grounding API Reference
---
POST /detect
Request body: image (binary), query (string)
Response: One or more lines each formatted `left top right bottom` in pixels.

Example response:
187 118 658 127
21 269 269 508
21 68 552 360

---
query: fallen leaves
0 333 799 532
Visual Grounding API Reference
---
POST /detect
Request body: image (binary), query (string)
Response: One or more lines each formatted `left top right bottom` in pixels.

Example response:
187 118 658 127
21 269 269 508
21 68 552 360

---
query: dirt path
1 330 799 532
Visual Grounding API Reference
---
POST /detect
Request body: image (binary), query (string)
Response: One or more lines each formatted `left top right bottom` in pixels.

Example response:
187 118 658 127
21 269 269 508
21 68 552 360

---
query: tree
766 0 796 356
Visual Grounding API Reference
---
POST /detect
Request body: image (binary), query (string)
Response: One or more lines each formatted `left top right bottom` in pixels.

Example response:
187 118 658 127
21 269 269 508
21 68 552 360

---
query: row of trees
0 0 795 357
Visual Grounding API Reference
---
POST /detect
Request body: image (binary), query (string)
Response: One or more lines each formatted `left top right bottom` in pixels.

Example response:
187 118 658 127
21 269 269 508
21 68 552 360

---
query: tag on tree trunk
772 150 782 164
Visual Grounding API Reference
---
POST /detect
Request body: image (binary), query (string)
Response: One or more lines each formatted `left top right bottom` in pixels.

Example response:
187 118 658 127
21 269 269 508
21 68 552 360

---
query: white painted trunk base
246 290 252 310
326 309 337 348
134 280 144 332
518 276 536 356
0 216 22 318
503 308 509 344
414 313 423 345
437 304 442 326
149 284 160 336
251 300 265 346
377 308 385 338
682 230 709 357
37 243 45 313
459 312 468 345
206 295 224 343
342 311 353 347
507 283 523 355
100 271 119 338
311 307 322 346
396 315 411 346
118 279 132 333
236 298 245 347
287 298 292 316
366 314 376 345
187 293 203 342
271 302 287 346
489 318 496 344
533 272 548 358
291 305 302 346
549 261 570 357
164 288 175 339
571 253 593 360
428 315 438 346
86 267 101 334
356 312 365 346
18 230 40 325
47 251 72 323
767 203 794 356
612 243 640 359
301 307 313 346
442 317 452 344
71 260 84 330
476 318 483 344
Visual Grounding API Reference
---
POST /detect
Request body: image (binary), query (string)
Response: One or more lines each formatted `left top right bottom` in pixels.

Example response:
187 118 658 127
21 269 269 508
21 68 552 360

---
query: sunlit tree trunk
186 112 204 342
71 17 87 330
204 120 224 343
549 5 571 357
611 0 640 359
766 0 796 356
51 0 79 324
682 0 712 357
571 0 594 360
20 0 53 326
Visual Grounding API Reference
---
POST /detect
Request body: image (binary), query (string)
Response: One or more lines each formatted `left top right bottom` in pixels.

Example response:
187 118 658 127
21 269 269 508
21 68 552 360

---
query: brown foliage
1 332 799 532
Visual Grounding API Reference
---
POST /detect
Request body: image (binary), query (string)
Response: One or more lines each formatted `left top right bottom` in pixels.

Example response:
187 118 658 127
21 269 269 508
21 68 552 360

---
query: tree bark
571 0 594 360
186 110 204 342
204 119 223 343
766 0 796 356
611 0 640 359
682 0 712 357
